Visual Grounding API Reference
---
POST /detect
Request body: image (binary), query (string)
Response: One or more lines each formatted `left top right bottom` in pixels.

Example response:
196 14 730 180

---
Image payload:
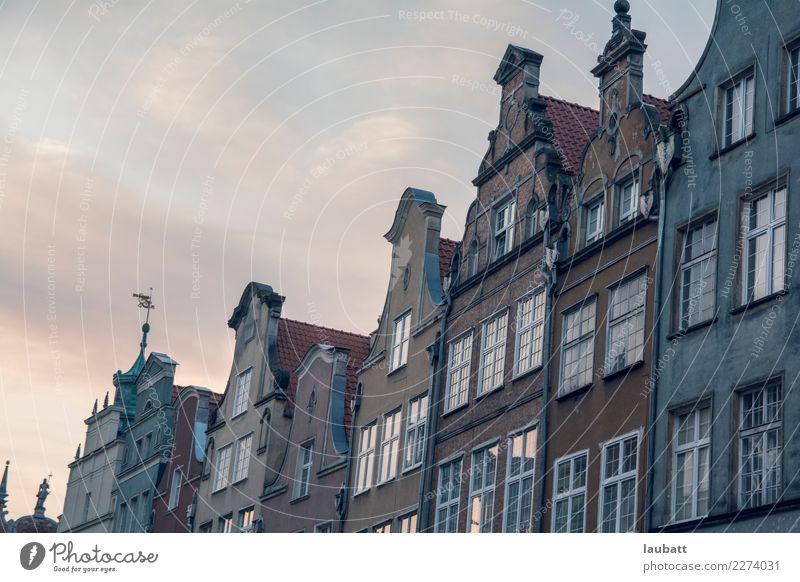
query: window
468 444 498 533
82 492 92 523
212 444 233 492
525 200 538 238
198 521 213 533
435 458 462 533
586 198 604 243
242 319 256 343
722 72 755 146
404 394 428 470
238 506 255 532
218 514 233 533
787 45 800 114
445 332 473 411
494 199 516 259
378 409 401 483
515 290 545 376
552 452 587 533
739 383 782 509
467 239 479 278
605 274 647 375
390 311 411 371
503 427 537 533
478 311 508 395
167 468 181 510
618 177 639 224
742 188 786 303
232 434 253 483
354 423 377 494
372 522 391 533
600 434 639 532
144 433 152 456
398 512 417 533
315 522 332 533
128 496 139 533
232 368 252 417
560 299 596 394
294 442 313 499
672 405 711 522
679 219 717 329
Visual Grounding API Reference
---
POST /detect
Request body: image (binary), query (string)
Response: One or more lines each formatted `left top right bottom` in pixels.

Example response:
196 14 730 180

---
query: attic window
493 199 516 259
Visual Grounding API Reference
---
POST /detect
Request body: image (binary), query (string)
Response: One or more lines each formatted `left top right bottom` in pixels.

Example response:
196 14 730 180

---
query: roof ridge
542 94 598 114
280 317 370 340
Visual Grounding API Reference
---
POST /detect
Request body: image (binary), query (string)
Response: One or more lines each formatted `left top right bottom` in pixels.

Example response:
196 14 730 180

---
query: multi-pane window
435 458 462 533
390 311 411 371
494 200 516 259
404 394 428 469
787 45 800 114
586 198 604 243
742 188 786 303
468 444 498 533
515 290 545 376
198 521 213 533
672 405 711 522
232 368 252 418
503 427 537 533
372 522 391 533
605 274 647 375
167 468 181 510
739 383 783 509
553 452 587 533
218 514 233 533
723 73 755 146
445 333 473 411
238 506 255 532
293 442 313 499
679 219 717 329
354 423 377 494
618 177 639 224
478 311 508 395
378 409 401 483
560 299 596 394
600 434 639 533
398 512 418 533
232 434 253 483
212 444 233 492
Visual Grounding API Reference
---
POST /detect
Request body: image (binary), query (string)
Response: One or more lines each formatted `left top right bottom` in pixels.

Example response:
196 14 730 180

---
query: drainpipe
339 399 359 533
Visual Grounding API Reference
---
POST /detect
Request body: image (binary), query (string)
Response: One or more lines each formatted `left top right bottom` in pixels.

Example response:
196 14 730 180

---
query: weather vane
132 288 155 323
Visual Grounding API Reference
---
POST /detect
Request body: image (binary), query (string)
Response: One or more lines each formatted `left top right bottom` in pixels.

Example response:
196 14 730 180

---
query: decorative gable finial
92 399 98 415
103 391 109 408
75 444 81 460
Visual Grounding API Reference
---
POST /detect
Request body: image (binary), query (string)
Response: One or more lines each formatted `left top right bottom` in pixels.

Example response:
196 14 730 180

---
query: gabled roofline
227 281 284 330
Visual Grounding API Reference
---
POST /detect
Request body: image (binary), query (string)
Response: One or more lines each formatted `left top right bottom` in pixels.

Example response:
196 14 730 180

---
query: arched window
467 239 479 277
525 199 538 238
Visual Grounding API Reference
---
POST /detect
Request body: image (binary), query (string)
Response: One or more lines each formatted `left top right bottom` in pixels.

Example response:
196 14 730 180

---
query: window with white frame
478 311 508 395
494 199 516 259
354 423 377 494
231 434 252 483
739 383 783 509
552 452 587 533
503 427 537 533
398 512 417 533
293 441 313 499
600 434 639 532
167 468 181 510
787 44 800 114
618 176 639 224
515 290 545 376
404 394 428 470
378 409 401 483
390 311 411 371
586 198 604 243
445 333 473 411
232 368 252 418
237 506 255 532
722 72 755 147
679 219 717 329
212 444 233 492
468 444 498 533
435 458 462 533
742 188 786 303
672 404 711 522
560 299 596 394
605 273 647 375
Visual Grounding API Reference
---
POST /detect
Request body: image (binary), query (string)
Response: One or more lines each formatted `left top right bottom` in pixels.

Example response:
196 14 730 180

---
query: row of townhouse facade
57 0 800 534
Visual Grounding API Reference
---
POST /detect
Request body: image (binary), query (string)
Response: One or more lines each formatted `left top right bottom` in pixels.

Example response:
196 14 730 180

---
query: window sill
731 289 788 315
667 316 717 341
442 401 469 418
512 365 543 384
556 382 593 401
210 487 226 496
710 133 756 160
231 477 247 486
353 488 371 499
230 410 247 421
475 383 504 401
386 363 407 377
774 106 800 128
289 493 310 505
602 359 644 381
260 484 287 501
376 477 397 489
402 462 422 476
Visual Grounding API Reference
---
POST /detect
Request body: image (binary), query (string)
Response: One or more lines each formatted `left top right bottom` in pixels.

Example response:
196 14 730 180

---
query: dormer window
493 199 516 259
586 198 604 244
618 177 639 225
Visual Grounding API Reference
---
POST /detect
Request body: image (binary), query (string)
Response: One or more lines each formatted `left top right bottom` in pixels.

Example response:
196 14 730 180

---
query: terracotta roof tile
438 238 457 281
542 95 599 174
644 94 671 124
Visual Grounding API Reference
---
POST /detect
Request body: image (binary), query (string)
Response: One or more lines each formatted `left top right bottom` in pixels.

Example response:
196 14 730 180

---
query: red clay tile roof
542 95 599 174
644 94 671 124
438 238 457 281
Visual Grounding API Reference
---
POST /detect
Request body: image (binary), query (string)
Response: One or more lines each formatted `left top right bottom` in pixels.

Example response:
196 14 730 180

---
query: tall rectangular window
167 468 181 510
560 299 596 394
354 423 377 494
404 394 428 470
218 514 233 533
586 198 604 243
723 73 755 146
600 434 639 532
515 290 545 376
672 405 711 522
398 512 417 533
238 506 255 532
618 177 639 224
378 409 401 483
503 427 537 533
468 444 498 533
742 188 786 303
435 458 462 533
787 45 800 114
445 332 472 411
390 311 411 371
82 492 92 523
680 219 717 329
552 452 587 533
212 444 233 492
605 274 647 375
740 383 782 509
494 199 516 259
478 311 508 395
293 442 313 499
232 368 252 418
232 434 253 483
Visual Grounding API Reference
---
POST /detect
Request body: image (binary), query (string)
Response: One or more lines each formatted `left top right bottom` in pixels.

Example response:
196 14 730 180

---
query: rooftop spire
113 289 156 419
0 460 9 508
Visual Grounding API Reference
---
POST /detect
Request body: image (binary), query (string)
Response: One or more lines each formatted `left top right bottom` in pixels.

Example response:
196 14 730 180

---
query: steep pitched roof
541 96 599 174
438 238 458 282
643 94 671 124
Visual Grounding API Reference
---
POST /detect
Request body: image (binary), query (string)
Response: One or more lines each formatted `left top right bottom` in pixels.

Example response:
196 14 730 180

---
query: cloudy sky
0 0 715 519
